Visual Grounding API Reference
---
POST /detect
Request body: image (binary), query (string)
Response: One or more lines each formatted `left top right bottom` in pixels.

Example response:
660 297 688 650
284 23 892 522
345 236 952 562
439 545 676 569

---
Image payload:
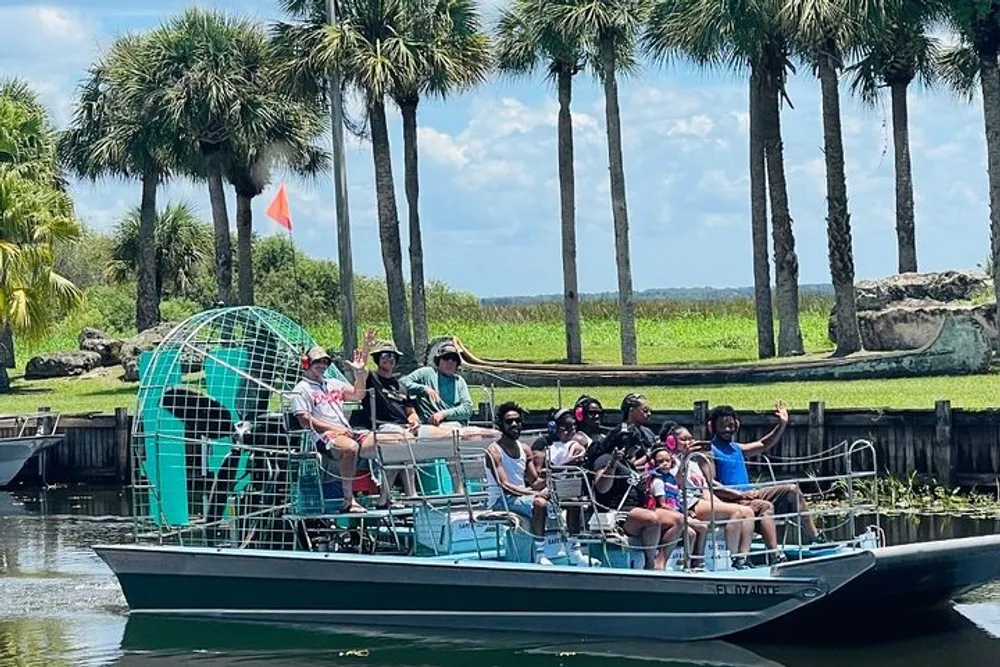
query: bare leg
531 496 548 537
328 435 361 510
624 509 662 570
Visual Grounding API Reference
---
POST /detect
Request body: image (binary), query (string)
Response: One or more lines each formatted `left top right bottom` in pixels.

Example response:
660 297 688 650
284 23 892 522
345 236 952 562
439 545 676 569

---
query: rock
854 270 992 312
830 270 998 352
24 350 103 379
77 327 108 347
119 322 180 382
80 337 124 367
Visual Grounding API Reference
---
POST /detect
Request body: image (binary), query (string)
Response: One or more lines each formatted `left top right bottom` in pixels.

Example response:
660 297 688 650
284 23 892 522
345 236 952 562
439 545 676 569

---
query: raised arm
400 366 433 396
341 348 370 402
737 400 789 456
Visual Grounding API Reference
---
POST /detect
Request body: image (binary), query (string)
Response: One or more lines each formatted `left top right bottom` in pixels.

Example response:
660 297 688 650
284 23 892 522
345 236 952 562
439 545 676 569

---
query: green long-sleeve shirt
400 365 473 424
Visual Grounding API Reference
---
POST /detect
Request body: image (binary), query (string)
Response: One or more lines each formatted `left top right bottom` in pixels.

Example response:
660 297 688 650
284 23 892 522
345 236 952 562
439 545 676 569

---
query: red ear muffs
575 405 584 422
665 434 678 451
301 355 310 371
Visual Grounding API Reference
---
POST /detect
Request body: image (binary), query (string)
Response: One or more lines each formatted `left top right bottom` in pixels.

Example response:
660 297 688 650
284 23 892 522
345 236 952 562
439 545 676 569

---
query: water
2 487 1000 667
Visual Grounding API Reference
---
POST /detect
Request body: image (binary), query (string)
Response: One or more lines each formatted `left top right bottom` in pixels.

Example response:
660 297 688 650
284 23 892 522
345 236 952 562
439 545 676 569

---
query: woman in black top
589 426 685 570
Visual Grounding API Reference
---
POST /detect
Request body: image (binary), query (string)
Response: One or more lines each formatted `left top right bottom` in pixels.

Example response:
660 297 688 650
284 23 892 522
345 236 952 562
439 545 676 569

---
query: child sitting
648 446 708 568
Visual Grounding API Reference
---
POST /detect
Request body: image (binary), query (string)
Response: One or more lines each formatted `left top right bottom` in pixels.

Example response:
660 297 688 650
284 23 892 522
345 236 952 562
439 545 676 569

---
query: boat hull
0 435 63 486
93 544 875 641
750 534 1000 637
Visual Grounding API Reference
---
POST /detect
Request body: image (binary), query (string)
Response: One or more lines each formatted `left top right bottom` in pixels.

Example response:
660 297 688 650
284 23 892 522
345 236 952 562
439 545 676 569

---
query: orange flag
266 183 293 231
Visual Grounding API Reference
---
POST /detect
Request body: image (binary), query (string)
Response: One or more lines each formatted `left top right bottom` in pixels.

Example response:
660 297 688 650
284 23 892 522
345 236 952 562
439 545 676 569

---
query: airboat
93 306 1000 642
0 412 64 487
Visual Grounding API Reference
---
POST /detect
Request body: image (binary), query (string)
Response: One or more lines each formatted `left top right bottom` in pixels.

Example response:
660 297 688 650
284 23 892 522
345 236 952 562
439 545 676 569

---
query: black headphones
547 408 573 438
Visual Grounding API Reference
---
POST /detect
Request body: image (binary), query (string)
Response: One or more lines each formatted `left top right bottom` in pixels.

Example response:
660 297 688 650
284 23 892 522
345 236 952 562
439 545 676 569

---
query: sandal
376 501 406 510
341 501 368 514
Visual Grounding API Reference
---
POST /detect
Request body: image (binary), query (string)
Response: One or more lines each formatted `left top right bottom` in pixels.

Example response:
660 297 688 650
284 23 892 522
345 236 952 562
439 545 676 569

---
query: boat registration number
715 583 782 596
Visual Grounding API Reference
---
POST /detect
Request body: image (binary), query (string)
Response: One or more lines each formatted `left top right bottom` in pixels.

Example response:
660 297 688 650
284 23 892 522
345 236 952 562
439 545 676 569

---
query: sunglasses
376 353 399 362
440 354 460 363
503 417 522 425
587 409 603 417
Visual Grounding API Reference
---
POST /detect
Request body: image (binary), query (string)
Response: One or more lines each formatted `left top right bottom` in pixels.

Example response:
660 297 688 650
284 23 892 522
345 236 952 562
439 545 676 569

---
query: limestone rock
77 327 108 347
830 270 998 352
80 337 123 367
854 270 992 312
25 350 103 379
119 322 180 382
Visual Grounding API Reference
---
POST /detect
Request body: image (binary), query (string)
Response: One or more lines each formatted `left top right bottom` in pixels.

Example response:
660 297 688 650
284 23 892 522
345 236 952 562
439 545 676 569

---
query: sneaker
537 555 554 566
771 551 789 565
731 556 751 570
567 548 599 567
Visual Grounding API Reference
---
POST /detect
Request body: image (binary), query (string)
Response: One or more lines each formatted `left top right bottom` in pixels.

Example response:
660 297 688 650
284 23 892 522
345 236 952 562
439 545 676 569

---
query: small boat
431 314 993 387
91 307 1000 643
0 412 63 487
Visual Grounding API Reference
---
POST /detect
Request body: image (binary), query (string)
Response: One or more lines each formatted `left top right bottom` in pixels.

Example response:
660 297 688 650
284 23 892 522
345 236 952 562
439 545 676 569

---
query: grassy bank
7 294 996 416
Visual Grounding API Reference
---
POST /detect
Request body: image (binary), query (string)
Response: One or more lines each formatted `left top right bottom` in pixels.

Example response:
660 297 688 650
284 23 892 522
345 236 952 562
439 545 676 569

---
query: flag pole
266 184 306 328
326 0 358 359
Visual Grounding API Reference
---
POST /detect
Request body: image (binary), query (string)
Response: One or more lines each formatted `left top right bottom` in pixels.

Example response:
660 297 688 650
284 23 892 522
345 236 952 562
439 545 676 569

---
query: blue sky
0 1 988 297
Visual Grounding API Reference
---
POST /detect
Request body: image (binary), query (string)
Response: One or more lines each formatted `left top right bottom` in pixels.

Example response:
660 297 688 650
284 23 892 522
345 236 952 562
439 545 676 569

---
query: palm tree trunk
206 156 233 306
369 97 415 364
890 81 917 274
400 98 428 359
980 53 1000 325
749 70 775 360
818 52 861 356
0 326 13 369
762 75 803 356
136 172 160 332
557 67 583 364
599 37 637 365
236 192 254 305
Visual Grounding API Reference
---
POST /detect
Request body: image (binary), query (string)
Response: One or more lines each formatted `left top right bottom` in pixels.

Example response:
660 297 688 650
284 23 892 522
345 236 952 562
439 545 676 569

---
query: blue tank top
711 438 751 490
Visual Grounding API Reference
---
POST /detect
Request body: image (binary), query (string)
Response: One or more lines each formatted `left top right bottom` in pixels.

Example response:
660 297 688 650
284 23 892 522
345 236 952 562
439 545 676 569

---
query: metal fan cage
129 306 336 547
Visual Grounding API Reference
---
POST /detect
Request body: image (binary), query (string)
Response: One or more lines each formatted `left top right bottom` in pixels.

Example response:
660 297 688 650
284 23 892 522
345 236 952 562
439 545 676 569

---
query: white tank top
486 441 526 505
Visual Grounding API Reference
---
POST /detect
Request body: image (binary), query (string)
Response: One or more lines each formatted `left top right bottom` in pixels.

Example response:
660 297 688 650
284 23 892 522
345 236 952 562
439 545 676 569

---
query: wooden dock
3 401 999 490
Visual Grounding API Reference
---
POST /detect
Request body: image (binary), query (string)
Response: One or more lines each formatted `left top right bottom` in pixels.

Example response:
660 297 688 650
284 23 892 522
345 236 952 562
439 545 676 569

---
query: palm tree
782 0 883 356
849 0 941 275
224 94 328 305
645 0 808 358
396 0 490 359
60 34 182 332
0 83 82 391
551 0 649 365
273 0 419 364
495 0 586 363
137 9 279 306
105 202 213 304
945 2 1000 318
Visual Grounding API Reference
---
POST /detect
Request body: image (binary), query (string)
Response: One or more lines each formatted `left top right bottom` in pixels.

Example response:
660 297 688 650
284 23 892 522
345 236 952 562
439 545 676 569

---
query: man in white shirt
291 343 374 514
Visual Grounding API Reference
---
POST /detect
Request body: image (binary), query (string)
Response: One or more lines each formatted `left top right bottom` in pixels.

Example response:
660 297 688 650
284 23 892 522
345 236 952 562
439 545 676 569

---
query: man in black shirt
350 340 420 433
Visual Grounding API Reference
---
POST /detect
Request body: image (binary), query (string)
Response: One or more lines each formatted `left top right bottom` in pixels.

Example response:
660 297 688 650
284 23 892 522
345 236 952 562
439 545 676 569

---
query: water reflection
0 487 999 667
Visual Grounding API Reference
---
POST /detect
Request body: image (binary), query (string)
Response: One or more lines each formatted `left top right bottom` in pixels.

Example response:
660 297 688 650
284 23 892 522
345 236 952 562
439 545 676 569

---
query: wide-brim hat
370 340 402 359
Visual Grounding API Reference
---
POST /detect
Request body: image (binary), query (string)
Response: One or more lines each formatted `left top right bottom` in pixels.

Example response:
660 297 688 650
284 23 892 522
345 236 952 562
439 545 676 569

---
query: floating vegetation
822 473 1000 518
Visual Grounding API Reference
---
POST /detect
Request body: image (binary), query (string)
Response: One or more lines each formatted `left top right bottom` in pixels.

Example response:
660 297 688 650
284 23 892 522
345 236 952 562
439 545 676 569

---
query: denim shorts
491 493 534 519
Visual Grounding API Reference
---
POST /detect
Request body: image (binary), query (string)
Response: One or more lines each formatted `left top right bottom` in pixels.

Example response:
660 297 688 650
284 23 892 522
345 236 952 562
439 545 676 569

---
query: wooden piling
934 399 953 488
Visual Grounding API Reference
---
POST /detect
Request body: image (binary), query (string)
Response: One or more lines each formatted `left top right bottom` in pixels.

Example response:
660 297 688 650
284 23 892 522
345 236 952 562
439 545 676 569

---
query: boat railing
737 438 880 556
0 411 61 438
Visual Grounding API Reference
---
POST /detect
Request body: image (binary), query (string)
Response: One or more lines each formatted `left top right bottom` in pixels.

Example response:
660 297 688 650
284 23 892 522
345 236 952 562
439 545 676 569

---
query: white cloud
418 127 468 168
668 114 715 138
